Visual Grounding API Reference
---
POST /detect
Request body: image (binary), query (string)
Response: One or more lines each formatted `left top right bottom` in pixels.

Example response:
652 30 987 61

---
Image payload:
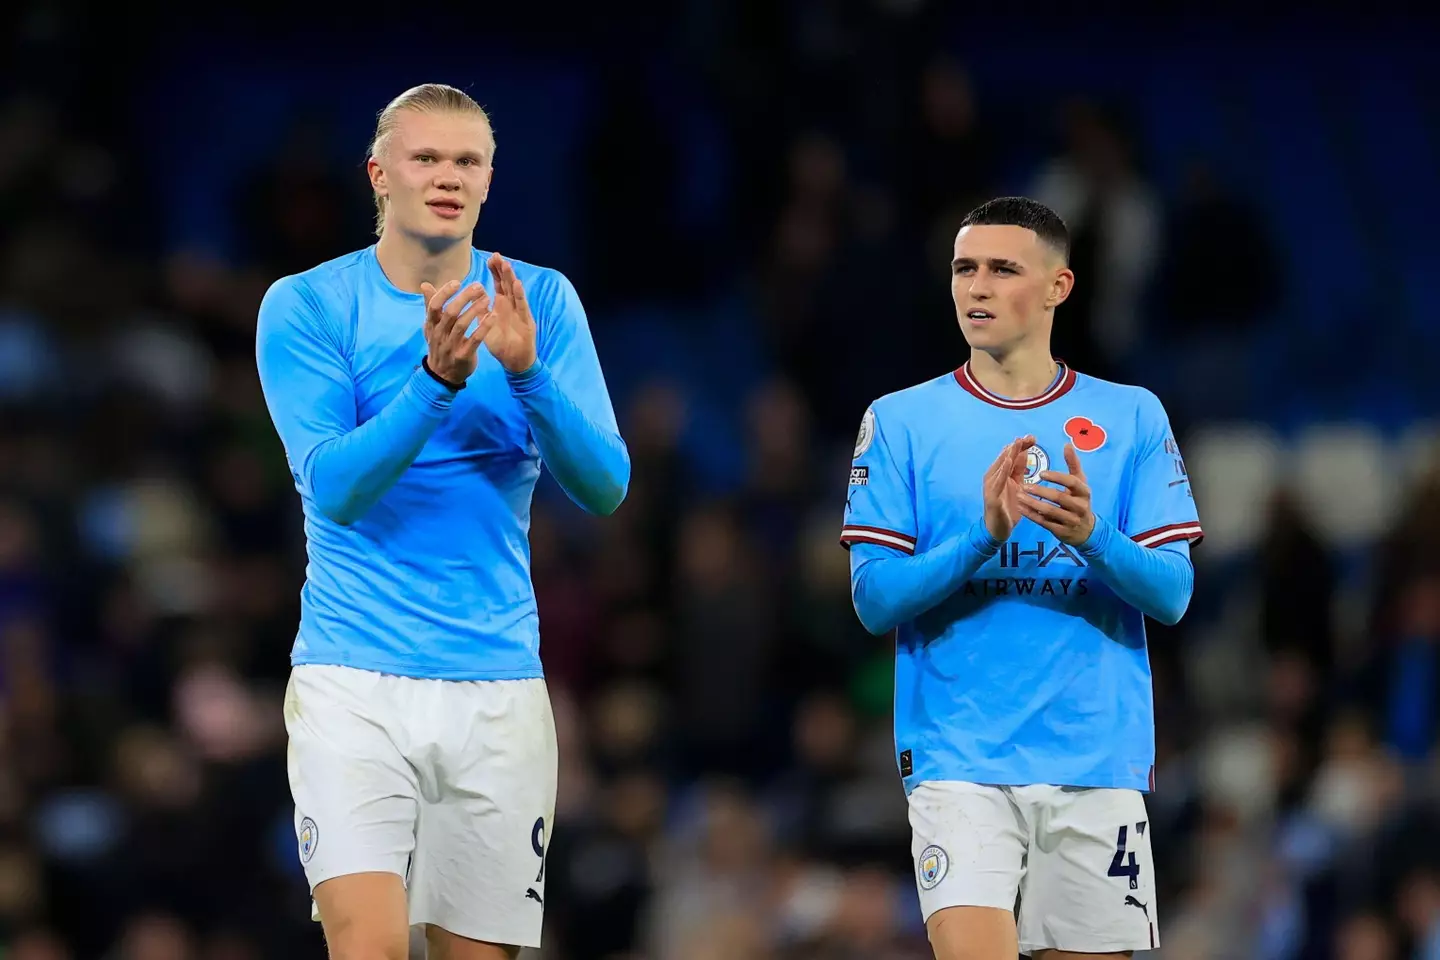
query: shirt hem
903 773 1151 795
290 655 544 682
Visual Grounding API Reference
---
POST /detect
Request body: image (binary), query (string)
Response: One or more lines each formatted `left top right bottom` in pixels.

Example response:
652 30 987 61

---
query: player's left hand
474 253 539 374
1019 443 1096 546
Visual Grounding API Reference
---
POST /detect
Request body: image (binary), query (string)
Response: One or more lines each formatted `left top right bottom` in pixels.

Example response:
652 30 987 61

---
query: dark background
2 3 1440 957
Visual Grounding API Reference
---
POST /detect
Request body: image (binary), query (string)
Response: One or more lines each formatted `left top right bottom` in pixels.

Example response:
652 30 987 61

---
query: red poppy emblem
1064 416 1106 452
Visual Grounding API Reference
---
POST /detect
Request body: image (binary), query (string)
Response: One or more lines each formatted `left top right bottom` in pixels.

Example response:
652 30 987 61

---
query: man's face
950 224 1072 351
368 109 493 242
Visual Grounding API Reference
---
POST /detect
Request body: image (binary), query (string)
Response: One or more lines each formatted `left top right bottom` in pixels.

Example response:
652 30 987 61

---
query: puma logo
1124 895 1149 920
526 888 544 906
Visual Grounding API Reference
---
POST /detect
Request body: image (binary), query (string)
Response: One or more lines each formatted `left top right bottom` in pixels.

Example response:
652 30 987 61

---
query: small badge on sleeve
899 749 913 777
853 407 876 459
850 466 869 486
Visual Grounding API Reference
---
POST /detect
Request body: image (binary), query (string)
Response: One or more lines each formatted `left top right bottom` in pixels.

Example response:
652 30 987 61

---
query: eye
953 265 974 276
994 266 1015 275
416 154 435 163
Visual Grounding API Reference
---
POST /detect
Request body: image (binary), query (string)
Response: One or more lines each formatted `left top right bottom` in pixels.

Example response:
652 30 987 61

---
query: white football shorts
908 780 1158 955
284 664 557 948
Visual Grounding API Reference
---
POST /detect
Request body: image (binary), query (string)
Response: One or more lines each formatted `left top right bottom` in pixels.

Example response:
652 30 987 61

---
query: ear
1047 266 1075 309
366 156 387 198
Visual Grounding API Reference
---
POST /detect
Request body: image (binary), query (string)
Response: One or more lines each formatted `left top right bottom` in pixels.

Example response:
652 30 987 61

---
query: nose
434 164 462 189
967 273 993 300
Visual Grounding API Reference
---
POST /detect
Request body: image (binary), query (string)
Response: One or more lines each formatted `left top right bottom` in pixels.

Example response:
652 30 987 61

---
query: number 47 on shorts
1107 821 1147 890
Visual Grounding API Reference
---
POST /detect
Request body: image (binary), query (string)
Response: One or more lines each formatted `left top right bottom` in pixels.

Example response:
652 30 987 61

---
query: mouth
965 308 996 324
427 198 464 220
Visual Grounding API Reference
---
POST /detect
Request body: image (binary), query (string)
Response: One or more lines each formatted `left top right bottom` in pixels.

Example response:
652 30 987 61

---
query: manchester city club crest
1022 444 1049 485
853 407 876 459
299 817 319 863
917 844 949 890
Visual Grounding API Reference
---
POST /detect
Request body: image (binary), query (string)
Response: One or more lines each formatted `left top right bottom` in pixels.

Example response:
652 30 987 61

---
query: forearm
850 522 1001 635
304 366 455 525
507 361 630 515
1077 516 1194 625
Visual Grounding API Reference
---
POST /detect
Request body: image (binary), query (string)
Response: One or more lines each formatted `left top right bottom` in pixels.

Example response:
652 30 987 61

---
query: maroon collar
953 361 1077 410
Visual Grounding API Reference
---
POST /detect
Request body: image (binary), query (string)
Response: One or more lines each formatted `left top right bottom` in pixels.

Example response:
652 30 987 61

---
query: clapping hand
420 279 491 387
1019 443 1096 546
982 435 1036 541
477 253 539 375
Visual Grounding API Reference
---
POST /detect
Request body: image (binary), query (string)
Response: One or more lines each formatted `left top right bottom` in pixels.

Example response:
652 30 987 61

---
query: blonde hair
368 84 495 236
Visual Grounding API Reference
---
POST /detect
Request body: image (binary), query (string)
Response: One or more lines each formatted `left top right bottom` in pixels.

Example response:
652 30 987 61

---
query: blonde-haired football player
257 83 629 959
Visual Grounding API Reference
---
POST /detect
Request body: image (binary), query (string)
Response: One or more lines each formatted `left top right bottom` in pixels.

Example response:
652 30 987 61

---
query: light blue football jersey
256 246 626 680
840 361 1202 793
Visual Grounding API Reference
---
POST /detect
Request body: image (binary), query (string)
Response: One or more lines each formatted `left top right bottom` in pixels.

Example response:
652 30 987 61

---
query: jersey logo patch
299 817 318 862
853 408 876 459
849 466 869 486
1064 416 1107 452
917 844 949 890
1023 444 1049 484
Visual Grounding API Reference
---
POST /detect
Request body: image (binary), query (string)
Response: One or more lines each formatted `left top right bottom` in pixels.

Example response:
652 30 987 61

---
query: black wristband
421 356 466 391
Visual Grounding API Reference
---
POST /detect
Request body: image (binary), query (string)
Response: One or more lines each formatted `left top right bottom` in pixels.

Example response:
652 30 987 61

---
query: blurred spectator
10 932 73 960
577 68 692 306
1368 467 1440 643
676 911 774 960
1334 912 1399 960
589 680 665 776
1260 489 1338 674
902 56 995 239
108 912 195 960
0 843 45 933
766 689 859 860
198 932 260 960
8 928 73 960
1030 99 1161 380
1161 160 1283 336
782 510 879 697
546 768 665 959
796 864 925 960
671 504 777 779
529 503 605 693
232 112 365 278
645 780 775 959
742 379 815 568
1399 868 1440 960
757 133 848 388
1306 712 1403 842
1379 576 1440 763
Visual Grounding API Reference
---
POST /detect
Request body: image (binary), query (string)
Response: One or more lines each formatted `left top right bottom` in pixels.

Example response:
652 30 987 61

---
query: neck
967 341 1059 399
374 227 474 293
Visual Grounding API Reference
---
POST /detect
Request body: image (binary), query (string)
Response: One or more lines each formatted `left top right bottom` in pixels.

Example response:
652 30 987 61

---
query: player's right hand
982 434 1036 541
420 279 492 387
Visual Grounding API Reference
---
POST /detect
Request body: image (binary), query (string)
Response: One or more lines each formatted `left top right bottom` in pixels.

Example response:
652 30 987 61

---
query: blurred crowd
3 3 1440 959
